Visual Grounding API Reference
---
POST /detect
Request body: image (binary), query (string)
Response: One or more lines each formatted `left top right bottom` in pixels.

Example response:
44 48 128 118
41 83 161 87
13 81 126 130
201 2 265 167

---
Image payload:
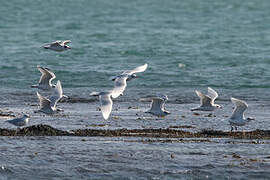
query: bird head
64 45 71 49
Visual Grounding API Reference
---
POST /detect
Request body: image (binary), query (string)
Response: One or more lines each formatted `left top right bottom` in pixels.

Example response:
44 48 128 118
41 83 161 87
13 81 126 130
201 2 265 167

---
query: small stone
113 116 120 120
232 153 241 159
249 158 258 162
193 112 200 116
171 154 175 159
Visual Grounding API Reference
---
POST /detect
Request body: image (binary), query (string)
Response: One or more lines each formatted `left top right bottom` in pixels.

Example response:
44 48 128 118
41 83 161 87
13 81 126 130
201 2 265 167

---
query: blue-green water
1 0 270 179
1 0 270 93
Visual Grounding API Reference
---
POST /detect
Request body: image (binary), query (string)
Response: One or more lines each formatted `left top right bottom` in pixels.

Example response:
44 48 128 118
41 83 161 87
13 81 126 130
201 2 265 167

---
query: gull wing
122 63 148 75
149 98 164 112
49 80 63 108
207 87 218 102
47 41 62 47
37 92 52 110
111 76 128 98
99 92 113 120
6 117 22 124
61 40 71 45
37 66 56 86
43 41 60 47
230 97 248 120
195 90 212 106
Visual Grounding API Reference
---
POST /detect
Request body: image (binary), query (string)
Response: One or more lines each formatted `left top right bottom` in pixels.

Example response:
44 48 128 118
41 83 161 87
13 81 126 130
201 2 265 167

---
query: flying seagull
145 95 170 117
90 91 113 120
111 63 148 98
191 87 221 111
31 65 56 91
43 40 71 52
36 80 67 114
229 97 254 131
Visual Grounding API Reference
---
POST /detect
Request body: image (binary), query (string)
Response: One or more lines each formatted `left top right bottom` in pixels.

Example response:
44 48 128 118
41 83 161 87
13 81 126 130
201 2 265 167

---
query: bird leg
231 126 233 132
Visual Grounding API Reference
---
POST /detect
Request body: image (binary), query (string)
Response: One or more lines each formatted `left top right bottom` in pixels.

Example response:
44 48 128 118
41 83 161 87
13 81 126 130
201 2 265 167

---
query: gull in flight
111 63 148 98
36 80 67 114
145 95 170 117
6 114 30 127
191 87 222 111
31 65 56 91
43 40 71 52
229 97 254 131
90 91 113 120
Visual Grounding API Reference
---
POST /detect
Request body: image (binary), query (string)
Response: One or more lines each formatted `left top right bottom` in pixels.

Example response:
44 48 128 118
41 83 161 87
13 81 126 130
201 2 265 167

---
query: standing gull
31 65 56 91
6 114 30 127
43 40 71 52
111 63 148 98
90 91 113 120
229 97 254 131
36 80 67 114
191 87 221 111
145 95 170 117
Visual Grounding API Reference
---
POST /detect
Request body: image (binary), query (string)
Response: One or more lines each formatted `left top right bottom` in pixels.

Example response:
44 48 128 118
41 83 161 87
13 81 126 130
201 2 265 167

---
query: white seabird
229 97 254 131
145 95 170 117
31 65 56 91
6 114 30 127
191 87 222 111
36 80 67 114
43 40 71 52
90 91 113 120
111 63 148 98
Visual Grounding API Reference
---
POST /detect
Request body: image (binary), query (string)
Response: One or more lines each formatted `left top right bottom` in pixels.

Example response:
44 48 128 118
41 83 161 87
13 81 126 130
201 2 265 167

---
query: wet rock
205 113 216 117
0 124 70 136
1 124 270 139
128 106 139 109
169 125 195 129
0 112 15 118
193 112 200 116
232 153 241 159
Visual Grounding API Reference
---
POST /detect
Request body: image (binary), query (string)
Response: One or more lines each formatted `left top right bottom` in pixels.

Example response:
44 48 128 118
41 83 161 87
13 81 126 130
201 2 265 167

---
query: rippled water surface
1 0 270 179
1 137 270 179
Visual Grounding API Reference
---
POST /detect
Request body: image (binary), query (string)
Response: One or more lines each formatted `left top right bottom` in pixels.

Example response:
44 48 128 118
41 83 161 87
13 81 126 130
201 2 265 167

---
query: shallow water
1 0 270 179
1 136 270 180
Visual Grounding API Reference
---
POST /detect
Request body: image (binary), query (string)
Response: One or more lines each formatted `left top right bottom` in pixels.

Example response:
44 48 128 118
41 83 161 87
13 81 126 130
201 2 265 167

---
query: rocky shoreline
0 124 270 139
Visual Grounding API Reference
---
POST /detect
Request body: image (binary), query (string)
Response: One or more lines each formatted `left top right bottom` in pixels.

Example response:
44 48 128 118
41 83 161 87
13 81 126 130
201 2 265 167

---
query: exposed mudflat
2 124 270 140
